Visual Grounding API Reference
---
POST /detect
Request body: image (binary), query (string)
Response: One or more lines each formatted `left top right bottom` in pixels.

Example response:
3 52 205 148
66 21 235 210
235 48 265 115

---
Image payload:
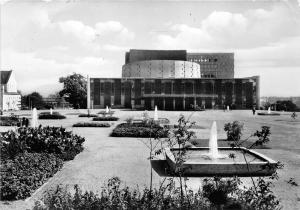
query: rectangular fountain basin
165 147 277 177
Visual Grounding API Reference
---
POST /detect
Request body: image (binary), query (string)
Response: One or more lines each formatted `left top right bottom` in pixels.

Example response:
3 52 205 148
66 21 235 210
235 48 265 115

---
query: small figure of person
291 112 297 120
252 107 256 115
25 118 29 127
22 117 26 127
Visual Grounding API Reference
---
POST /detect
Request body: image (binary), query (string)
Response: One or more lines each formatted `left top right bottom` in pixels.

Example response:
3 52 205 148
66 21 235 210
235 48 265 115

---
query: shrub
73 122 110 127
0 116 20 126
38 112 66 119
36 176 281 210
224 121 244 141
93 116 119 121
1 126 85 161
1 152 63 200
78 114 98 117
111 122 168 138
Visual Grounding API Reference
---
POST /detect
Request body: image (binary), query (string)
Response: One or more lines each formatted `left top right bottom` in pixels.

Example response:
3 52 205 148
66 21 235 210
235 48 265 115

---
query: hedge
78 114 98 117
111 122 168 138
38 112 66 119
93 116 119 121
0 116 20 126
0 152 63 200
1 126 85 161
73 122 110 127
0 126 85 200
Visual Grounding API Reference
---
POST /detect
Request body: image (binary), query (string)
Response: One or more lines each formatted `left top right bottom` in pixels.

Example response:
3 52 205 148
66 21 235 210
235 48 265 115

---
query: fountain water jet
106 106 109 113
202 121 227 159
50 108 53 115
31 108 38 128
268 107 271 114
154 106 158 121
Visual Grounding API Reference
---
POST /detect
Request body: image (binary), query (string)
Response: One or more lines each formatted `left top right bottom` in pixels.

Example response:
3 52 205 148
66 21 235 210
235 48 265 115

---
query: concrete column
194 97 197 110
163 98 166 110
87 75 90 110
151 99 155 109
183 97 185 110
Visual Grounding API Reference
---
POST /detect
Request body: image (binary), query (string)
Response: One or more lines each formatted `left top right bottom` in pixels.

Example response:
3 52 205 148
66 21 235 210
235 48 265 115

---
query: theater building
89 49 260 110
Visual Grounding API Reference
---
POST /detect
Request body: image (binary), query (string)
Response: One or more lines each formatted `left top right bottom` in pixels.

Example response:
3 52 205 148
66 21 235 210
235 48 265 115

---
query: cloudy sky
1 0 300 97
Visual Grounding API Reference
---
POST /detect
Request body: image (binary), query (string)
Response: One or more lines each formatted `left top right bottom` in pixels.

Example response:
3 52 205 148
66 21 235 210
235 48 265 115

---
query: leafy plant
1 126 85 161
1 152 63 200
111 122 168 138
224 121 244 141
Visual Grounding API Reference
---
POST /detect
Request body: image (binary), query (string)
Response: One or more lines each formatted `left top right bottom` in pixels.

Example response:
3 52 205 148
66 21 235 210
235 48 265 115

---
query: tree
22 92 45 109
59 73 87 109
275 100 298 111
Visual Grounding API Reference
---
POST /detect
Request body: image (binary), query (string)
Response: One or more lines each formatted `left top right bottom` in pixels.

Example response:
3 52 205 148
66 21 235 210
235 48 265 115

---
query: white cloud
1 48 109 95
153 5 300 50
95 21 135 41
102 44 129 52
58 20 96 43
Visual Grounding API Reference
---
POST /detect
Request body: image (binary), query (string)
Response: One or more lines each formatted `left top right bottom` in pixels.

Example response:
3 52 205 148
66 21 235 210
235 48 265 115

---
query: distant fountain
268 107 271 114
50 108 53 115
106 106 109 113
31 108 38 128
203 121 226 159
227 106 230 111
154 106 158 121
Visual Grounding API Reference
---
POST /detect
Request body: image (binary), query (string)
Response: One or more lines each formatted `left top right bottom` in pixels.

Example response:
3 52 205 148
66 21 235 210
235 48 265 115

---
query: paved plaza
0 109 299 209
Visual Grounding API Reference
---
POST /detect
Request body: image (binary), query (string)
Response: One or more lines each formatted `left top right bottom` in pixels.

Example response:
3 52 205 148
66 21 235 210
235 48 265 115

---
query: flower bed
1 152 63 200
73 122 110 127
38 112 66 119
111 122 168 138
93 116 119 121
0 116 20 126
0 126 85 200
78 114 98 117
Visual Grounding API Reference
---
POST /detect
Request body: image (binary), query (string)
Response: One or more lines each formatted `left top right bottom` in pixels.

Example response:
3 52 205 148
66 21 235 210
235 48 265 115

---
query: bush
1 152 63 200
93 116 119 121
0 116 20 126
78 114 98 117
111 122 168 138
224 121 244 141
38 112 66 119
1 126 85 161
73 122 110 127
35 176 281 210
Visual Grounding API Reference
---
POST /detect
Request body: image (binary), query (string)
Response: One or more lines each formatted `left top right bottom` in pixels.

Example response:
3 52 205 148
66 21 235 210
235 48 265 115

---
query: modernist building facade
0 70 21 111
90 50 260 110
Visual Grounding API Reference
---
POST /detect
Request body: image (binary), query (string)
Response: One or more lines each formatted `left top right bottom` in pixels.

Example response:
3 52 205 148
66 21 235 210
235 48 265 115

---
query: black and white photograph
0 0 300 209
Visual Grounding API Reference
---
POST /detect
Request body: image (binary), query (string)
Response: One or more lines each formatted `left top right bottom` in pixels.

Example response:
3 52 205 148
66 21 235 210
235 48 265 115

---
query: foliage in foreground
38 112 66 119
1 152 63 200
73 122 110 127
110 122 169 138
0 126 85 200
1 126 85 161
34 176 281 210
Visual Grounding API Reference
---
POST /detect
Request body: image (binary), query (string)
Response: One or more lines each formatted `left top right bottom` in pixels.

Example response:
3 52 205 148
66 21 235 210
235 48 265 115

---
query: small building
0 70 21 111
89 49 260 110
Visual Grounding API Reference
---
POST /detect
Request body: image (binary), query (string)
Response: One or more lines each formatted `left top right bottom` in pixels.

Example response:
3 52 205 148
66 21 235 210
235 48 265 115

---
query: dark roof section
0 70 12 85
125 49 187 64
